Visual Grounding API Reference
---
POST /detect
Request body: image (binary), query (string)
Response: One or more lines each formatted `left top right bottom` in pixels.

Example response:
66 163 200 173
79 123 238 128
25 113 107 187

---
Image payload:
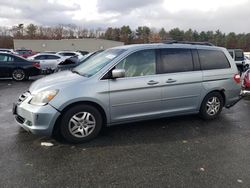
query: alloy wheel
12 69 25 81
206 97 221 116
68 112 96 138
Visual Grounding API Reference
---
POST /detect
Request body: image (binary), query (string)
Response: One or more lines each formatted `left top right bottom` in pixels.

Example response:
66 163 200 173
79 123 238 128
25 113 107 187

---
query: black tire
60 104 103 143
199 92 224 120
12 69 26 81
24 76 30 81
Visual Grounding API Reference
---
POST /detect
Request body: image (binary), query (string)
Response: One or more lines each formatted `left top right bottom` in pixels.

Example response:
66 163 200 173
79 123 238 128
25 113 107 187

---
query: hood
29 71 86 94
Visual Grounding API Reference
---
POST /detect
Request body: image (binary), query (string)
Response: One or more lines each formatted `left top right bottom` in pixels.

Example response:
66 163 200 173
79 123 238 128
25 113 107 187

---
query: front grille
17 91 30 104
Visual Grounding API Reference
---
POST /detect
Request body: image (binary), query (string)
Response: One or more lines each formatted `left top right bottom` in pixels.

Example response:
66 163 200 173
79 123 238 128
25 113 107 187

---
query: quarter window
198 50 230 70
116 50 156 77
160 49 194 73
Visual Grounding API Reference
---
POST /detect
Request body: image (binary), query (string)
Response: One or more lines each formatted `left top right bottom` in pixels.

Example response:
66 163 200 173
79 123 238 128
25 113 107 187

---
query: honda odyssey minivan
13 42 242 143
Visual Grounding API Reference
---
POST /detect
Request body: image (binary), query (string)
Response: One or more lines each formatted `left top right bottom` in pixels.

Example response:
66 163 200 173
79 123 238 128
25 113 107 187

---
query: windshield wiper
71 70 81 75
71 70 89 77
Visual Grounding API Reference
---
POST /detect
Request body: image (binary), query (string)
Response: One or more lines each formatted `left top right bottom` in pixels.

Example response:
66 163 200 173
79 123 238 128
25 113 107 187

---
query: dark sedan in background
0 52 40 81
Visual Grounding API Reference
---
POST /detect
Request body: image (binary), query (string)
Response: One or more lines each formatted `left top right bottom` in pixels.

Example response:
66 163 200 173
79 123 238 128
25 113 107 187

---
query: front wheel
12 69 26 81
199 92 224 120
60 104 103 143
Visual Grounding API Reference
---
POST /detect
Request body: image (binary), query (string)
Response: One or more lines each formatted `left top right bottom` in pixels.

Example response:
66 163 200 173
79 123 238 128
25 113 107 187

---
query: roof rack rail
163 40 214 46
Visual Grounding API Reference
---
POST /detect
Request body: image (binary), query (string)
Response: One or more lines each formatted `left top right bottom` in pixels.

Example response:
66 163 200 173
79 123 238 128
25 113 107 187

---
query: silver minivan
13 42 242 143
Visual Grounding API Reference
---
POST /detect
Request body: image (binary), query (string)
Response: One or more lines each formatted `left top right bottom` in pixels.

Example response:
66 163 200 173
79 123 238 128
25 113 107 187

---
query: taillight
234 74 241 84
32 62 40 69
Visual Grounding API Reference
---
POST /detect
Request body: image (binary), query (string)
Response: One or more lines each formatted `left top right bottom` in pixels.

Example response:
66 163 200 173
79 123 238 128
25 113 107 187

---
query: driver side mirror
112 69 125 79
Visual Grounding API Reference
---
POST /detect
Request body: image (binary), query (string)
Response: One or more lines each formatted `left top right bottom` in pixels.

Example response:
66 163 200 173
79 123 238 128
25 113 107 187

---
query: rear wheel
60 104 103 143
199 92 224 120
12 69 26 81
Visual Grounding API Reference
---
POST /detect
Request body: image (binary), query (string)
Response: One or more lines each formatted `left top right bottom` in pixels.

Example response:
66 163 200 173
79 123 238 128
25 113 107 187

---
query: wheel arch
52 100 108 136
200 89 226 109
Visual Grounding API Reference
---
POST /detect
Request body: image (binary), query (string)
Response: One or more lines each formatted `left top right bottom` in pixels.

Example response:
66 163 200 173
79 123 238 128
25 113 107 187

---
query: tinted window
235 50 244 61
13 56 25 62
116 50 156 77
0 54 15 62
160 49 193 73
198 50 230 70
16 50 31 55
59 53 76 56
47 55 60 59
34 55 45 60
0 54 8 61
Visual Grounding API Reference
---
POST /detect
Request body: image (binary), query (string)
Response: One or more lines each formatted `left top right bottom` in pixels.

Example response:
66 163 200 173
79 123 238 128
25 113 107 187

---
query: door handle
166 78 177 83
147 80 159 85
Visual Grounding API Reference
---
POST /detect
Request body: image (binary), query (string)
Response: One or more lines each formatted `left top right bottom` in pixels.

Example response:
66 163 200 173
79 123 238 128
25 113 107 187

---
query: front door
109 49 163 123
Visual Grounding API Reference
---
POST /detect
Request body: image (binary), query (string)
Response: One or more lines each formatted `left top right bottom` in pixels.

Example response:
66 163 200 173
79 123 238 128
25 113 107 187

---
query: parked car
14 42 242 143
242 69 250 90
0 48 16 54
0 52 40 81
228 49 246 74
15 49 37 58
56 51 83 59
43 51 57 54
28 53 66 73
76 50 89 56
244 56 250 70
56 50 104 71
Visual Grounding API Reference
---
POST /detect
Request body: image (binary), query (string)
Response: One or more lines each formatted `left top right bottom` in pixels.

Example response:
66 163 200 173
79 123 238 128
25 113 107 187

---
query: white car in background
0 48 17 54
28 53 66 72
56 51 84 59
244 56 250 69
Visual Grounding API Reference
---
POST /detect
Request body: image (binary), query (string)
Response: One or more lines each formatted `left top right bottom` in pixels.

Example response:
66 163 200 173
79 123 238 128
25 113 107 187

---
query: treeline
1 24 250 51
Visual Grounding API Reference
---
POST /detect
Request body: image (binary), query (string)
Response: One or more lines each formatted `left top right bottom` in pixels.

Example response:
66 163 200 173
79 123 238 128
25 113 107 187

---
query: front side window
198 49 230 70
116 50 156 77
160 48 193 73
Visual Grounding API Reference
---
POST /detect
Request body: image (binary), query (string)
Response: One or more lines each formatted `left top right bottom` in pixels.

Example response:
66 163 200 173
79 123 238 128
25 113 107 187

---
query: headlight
30 90 59 106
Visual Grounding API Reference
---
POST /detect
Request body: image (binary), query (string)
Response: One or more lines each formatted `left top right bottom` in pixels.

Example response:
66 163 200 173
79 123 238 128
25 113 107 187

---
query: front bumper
13 93 60 136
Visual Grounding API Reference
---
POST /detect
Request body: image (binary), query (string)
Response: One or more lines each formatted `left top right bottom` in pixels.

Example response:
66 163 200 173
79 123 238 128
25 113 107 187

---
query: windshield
73 49 126 77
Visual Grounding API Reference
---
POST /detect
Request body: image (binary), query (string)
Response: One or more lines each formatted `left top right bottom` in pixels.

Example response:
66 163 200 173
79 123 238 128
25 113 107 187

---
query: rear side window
59 53 76 56
0 54 8 61
198 50 230 70
47 55 60 59
235 50 244 61
160 49 194 73
34 55 45 60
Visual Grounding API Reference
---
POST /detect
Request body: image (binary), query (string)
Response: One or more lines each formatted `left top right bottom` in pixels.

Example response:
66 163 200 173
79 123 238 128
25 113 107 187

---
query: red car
243 69 250 90
15 49 37 58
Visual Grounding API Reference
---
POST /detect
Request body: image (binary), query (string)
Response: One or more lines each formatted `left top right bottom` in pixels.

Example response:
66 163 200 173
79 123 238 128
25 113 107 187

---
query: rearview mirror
112 69 125 79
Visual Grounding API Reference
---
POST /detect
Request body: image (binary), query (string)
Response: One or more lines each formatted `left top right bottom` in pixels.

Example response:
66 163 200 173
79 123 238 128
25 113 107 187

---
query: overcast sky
0 0 249 33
